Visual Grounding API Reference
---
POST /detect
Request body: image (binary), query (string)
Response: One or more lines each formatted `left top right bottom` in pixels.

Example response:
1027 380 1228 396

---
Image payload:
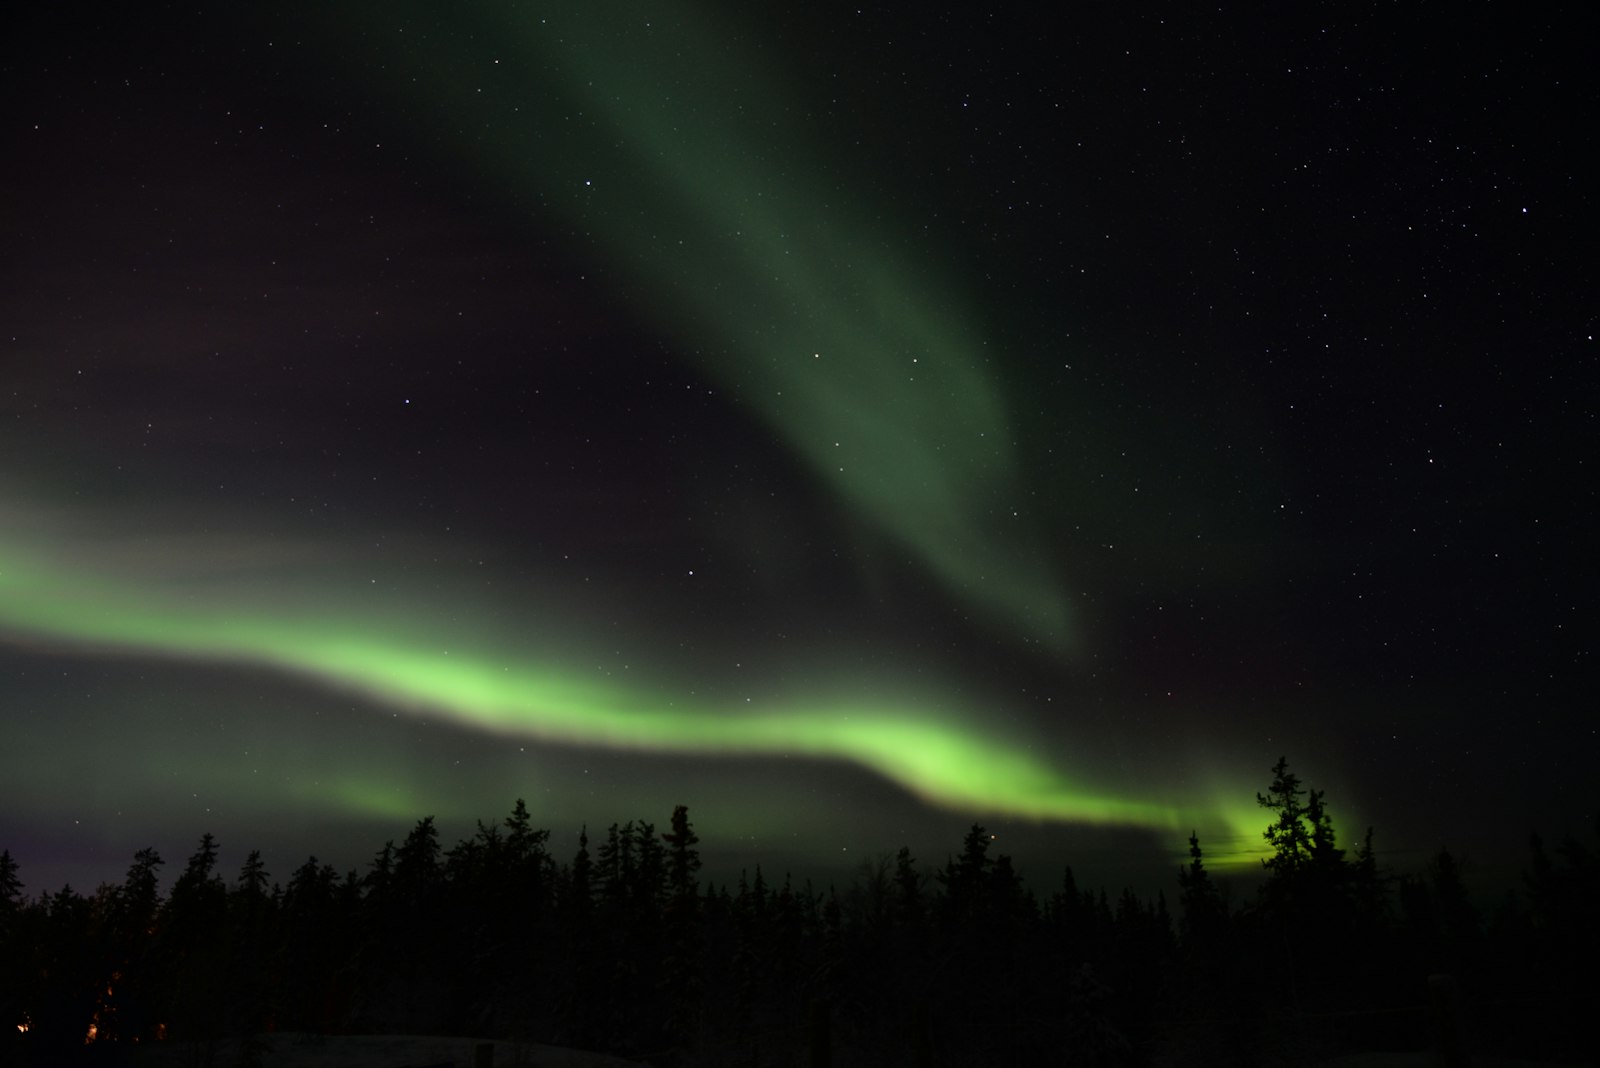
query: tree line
1 760 1595 1066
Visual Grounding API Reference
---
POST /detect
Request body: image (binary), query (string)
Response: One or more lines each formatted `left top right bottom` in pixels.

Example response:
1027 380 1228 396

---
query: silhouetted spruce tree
0 850 23 1065
1252 756 1380 1029
158 833 230 1043
832 854 896 1061
443 832 483 886
750 864 770 917
631 818 669 1046
19 884 97 1061
555 826 606 1047
1257 756 1312 880
691 879 741 1057
1525 824 1599 963
770 873 807 989
592 821 641 1048
501 798 555 974
226 850 275 1049
726 870 763 1056
1255 757 1311 1010
348 841 399 1031
1107 888 1171 1047
1168 830 1253 1068
102 846 164 1043
663 804 701 904
279 856 347 1032
986 852 1047 1062
1045 863 1111 1006
447 807 546 1031
633 820 666 915
661 805 703 1053
1046 864 1084 932
987 852 1033 929
569 825 594 911
0 849 19 913
937 824 993 926
1514 824 1599 1060
442 826 494 1030
1401 847 1479 976
236 849 269 898
892 846 922 927
844 851 895 935
390 816 449 1031
597 821 636 908
1305 789 1344 871
1348 826 1388 926
505 798 553 880
1082 887 1117 977
394 815 442 905
1301 787 1359 951
1176 830 1225 950
365 840 395 901
1332 824 1403 1020
591 817 673 1052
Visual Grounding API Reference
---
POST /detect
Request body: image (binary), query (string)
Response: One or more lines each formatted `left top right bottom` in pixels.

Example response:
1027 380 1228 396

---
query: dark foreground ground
128 1032 644 1068
120 1034 1592 1068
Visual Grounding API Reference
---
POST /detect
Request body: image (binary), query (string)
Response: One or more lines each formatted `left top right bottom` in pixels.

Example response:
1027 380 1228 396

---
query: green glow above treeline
0 5 1288 872
0 537 1263 861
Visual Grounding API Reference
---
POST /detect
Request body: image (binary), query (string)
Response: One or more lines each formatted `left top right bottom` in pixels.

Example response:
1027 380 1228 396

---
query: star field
0 3 1592 896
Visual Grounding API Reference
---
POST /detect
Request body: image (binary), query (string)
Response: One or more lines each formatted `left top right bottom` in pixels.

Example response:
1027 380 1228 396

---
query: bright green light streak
305 3 1072 646
0 542 1250 840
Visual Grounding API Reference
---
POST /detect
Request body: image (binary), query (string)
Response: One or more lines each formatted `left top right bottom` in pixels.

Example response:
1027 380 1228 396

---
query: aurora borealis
0 533 1175 827
2 3 1592 896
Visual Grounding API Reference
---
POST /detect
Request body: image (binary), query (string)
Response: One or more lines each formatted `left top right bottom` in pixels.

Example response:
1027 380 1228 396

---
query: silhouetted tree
394 816 442 906
553 826 605 1046
1257 756 1311 879
504 798 550 869
98 846 165 1044
0 850 23 1065
567 825 593 912
19 884 99 1060
1177 830 1225 950
1348 826 1388 928
158 833 230 1043
634 820 666 915
279 856 348 1032
365 840 395 901
663 804 701 905
224 850 274 1047
661 806 704 1052
597 821 637 908
1306 789 1345 872
1400 847 1479 977
845 851 895 933
0 849 20 912
893 846 922 927
938 824 993 925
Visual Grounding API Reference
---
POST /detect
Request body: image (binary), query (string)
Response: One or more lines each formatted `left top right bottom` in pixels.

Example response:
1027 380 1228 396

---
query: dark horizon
4 788 1595 1066
0 776 1568 913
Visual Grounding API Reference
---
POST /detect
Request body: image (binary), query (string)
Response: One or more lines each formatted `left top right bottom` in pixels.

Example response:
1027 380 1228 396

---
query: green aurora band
0 6 1280 869
0 539 1264 862
301 2 1074 646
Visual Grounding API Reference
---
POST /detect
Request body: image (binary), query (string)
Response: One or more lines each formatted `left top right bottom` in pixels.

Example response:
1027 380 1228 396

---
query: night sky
2 3 1593 899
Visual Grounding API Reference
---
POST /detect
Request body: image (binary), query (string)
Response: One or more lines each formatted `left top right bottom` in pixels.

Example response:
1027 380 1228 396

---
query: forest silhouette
1 759 1594 1067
